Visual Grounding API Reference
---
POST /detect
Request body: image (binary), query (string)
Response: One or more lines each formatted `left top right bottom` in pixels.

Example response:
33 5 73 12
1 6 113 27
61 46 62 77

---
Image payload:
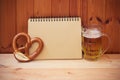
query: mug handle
100 33 111 56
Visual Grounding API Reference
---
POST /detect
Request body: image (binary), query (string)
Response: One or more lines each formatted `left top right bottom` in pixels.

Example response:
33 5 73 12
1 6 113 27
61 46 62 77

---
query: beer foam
83 29 102 38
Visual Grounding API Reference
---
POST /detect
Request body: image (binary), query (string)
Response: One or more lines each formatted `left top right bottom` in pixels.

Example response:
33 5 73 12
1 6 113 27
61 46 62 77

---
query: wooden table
0 54 120 80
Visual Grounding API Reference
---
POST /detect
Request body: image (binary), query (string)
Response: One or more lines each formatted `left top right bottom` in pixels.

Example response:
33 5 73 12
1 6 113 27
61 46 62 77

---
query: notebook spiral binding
29 17 80 22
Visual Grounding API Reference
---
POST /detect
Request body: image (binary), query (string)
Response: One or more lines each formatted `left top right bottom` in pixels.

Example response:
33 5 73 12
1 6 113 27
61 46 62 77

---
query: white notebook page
28 17 82 59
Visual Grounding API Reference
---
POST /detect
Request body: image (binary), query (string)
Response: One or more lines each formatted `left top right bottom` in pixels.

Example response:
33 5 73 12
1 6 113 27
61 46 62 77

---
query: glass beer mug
82 24 110 60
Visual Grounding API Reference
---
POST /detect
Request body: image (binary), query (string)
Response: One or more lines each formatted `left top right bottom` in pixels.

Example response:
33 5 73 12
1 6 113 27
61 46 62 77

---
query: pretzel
12 32 43 62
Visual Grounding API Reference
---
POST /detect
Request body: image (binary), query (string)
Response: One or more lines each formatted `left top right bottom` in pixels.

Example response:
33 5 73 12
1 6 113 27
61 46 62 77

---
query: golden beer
82 28 102 60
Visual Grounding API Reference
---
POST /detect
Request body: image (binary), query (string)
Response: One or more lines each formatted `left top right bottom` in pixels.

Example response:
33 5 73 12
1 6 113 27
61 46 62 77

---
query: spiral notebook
28 17 82 59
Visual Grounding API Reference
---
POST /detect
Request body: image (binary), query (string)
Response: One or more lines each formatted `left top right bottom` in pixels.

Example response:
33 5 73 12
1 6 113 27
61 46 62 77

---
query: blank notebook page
28 17 82 59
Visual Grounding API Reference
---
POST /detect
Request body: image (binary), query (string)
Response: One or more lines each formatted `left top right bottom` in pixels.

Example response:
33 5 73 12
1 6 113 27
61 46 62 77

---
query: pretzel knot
12 32 43 62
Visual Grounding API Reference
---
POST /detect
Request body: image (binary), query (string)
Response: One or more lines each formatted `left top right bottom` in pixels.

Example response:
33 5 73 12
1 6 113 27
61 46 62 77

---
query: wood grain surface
69 0 81 16
0 0 16 52
52 0 69 17
105 0 120 52
0 0 120 53
34 0 51 17
0 54 120 80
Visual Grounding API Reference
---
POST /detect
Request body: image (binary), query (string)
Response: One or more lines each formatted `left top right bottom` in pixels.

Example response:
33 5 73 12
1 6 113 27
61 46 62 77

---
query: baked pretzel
12 32 43 62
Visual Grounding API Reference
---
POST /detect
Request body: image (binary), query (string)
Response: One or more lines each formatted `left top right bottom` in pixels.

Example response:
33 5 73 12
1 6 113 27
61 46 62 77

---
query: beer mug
82 24 110 60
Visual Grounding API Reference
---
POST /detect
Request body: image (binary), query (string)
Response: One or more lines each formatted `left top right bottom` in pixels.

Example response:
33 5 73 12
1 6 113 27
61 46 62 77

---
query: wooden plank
69 0 81 17
16 0 34 33
0 68 120 80
0 54 120 68
87 0 106 25
52 0 69 17
81 0 88 26
0 54 120 80
0 0 16 53
16 0 34 48
105 0 120 52
34 0 51 17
